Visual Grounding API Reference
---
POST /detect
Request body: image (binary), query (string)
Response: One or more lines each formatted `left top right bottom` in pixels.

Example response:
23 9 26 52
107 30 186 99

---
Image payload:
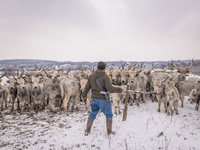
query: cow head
151 77 168 93
188 89 199 104
171 59 194 81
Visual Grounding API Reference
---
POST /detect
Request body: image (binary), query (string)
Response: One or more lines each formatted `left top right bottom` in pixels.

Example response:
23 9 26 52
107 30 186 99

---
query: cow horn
112 64 120 72
43 69 49 76
22 68 30 74
161 77 168 83
185 58 194 70
130 64 136 71
163 65 168 72
140 62 143 69
0 72 6 78
171 58 194 71
13 75 17 81
5 72 10 79
39 67 46 73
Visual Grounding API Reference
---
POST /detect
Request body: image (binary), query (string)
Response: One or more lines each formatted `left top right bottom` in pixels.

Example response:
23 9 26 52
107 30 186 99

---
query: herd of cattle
0 59 199 117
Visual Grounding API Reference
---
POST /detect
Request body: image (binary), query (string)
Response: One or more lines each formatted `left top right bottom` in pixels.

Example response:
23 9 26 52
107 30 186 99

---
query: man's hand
120 90 124 94
82 97 86 102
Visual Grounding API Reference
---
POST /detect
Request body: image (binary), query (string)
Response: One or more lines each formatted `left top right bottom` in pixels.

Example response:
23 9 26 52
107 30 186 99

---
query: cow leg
4 96 8 109
20 105 24 114
142 93 145 103
62 93 70 112
118 100 121 114
11 97 14 111
17 98 20 110
163 101 167 113
73 94 79 111
130 94 134 106
26 103 29 112
0 100 3 111
158 100 161 112
71 96 75 111
167 101 172 115
173 100 179 114
48 98 56 113
136 93 140 106
152 94 156 102
180 96 184 107
195 104 199 111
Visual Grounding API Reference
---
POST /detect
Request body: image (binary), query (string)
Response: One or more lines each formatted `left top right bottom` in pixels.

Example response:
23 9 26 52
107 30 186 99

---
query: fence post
122 83 130 121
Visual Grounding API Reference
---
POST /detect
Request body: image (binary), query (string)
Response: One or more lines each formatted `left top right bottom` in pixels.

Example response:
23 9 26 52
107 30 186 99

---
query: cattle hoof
53 111 57 114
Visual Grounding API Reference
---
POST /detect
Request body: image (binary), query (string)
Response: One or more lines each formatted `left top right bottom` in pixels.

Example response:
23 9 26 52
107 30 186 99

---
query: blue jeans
88 98 113 120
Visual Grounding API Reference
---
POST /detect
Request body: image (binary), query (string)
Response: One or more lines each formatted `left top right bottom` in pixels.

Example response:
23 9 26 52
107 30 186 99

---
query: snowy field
0 75 200 150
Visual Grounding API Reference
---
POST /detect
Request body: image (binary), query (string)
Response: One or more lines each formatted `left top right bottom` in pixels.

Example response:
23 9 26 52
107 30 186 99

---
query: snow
0 75 200 150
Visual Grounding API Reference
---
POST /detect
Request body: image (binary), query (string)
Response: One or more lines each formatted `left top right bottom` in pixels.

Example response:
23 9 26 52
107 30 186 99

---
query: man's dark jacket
82 69 123 99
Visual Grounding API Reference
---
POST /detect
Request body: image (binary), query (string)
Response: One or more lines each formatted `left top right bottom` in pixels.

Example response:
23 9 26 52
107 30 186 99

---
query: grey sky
0 0 200 62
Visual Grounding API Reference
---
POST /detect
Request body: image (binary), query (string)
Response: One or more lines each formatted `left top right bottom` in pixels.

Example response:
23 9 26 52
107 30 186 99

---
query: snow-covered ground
0 75 200 150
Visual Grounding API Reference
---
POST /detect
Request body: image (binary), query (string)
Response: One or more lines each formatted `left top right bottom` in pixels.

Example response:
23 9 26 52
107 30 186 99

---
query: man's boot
106 120 115 135
85 119 93 136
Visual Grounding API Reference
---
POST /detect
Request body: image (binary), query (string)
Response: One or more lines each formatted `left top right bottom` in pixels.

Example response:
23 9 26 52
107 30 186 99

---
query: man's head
97 61 106 70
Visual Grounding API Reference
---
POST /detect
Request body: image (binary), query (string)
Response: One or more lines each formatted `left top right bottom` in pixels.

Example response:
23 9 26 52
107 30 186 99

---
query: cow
165 80 179 115
151 77 168 113
148 71 173 102
0 73 9 117
29 76 45 113
188 89 200 111
110 84 126 115
60 77 81 112
80 78 91 113
5 73 19 111
16 78 30 114
127 69 148 106
176 77 200 107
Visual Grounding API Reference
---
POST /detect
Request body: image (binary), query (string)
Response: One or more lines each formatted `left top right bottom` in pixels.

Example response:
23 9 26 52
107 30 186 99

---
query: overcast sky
0 0 200 62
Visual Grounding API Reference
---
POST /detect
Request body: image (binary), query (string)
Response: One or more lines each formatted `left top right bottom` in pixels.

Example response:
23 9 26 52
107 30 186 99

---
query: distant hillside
0 59 199 75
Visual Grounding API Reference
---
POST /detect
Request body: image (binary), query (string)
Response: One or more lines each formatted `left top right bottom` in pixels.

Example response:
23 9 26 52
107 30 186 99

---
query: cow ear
161 84 165 87
14 82 18 85
57 74 61 77
39 80 43 84
136 73 139 77
109 74 112 77
186 70 189 73
6 80 10 84
177 70 181 73
126 74 129 77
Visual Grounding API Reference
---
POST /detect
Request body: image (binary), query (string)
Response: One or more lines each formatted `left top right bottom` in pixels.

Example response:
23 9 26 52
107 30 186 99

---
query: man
82 61 124 135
